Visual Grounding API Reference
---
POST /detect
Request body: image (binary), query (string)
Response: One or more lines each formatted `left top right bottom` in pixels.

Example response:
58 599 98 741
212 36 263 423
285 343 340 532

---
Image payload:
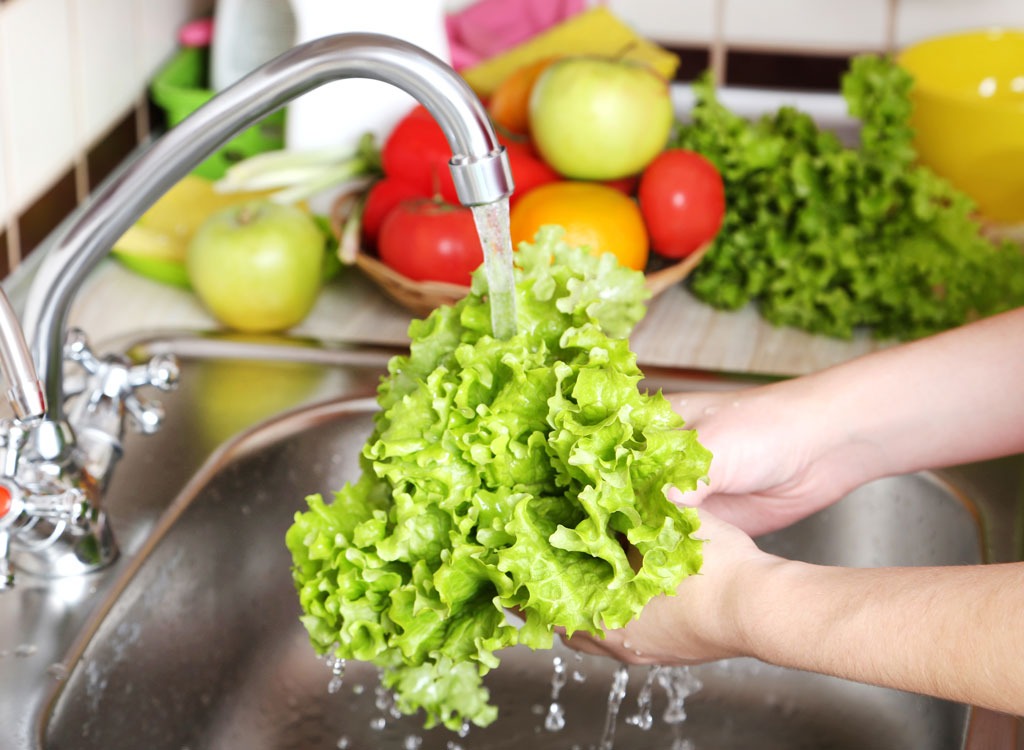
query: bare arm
809 304 1024 480
671 306 1024 535
734 557 1024 715
569 512 1024 716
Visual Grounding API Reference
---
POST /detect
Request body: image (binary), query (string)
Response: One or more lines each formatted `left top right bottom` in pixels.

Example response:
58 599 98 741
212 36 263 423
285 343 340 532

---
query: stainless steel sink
1 333 1019 749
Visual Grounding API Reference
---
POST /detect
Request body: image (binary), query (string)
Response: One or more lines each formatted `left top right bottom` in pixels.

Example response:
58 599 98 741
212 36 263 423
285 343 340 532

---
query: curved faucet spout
24 32 514 427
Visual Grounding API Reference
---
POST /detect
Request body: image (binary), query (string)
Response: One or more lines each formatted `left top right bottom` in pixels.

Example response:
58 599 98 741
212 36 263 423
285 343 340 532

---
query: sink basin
0 334 1015 748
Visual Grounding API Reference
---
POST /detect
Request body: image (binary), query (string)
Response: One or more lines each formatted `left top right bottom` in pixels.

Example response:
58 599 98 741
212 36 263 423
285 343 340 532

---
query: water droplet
702 406 718 416
597 665 630 750
542 656 569 732
458 720 470 738
374 682 401 719
626 666 658 731
326 656 346 694
657 666 703 724
403 735 423 750
14 644 37 657
47 663 68 681
544 702 566 732
369 717 386 731
336 736 350 749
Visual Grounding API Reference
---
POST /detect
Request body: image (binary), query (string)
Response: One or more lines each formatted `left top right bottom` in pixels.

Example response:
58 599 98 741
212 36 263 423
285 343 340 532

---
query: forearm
734 557 1024 715
797 306 1024 481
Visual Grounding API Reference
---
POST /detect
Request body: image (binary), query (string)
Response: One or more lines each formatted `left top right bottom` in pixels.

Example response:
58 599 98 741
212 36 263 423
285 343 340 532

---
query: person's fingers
667 482 710 507
560 630 613 658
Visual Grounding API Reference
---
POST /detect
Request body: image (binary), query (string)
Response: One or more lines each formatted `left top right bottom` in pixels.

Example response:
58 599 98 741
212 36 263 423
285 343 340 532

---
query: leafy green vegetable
286 227 710 730
674 54 1024 340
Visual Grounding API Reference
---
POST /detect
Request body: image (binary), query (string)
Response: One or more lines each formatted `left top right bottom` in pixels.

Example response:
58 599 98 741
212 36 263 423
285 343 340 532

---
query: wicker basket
355 244 710 317
331 193 710 318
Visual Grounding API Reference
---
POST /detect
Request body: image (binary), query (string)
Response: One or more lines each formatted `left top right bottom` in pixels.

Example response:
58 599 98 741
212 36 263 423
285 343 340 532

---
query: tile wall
1 0 1022 279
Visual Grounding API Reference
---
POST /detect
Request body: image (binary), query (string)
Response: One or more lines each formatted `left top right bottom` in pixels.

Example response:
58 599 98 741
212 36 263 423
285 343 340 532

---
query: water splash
596 665 630 750
658 666 703 724
544 655 568 732
470 200 517 340
625 666 659 731
325 655 346 695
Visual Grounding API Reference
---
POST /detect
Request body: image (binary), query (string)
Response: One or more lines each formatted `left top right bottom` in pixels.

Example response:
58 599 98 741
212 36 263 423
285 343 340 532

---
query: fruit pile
361 55 726 286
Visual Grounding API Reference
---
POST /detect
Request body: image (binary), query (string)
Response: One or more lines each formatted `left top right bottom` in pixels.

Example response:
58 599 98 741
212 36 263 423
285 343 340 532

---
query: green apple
187 201 325 332
528 56 674 180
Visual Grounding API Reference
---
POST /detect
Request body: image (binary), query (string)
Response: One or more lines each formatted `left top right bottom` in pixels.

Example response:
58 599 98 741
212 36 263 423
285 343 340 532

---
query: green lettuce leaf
286 226 710 730
674 55 1024 340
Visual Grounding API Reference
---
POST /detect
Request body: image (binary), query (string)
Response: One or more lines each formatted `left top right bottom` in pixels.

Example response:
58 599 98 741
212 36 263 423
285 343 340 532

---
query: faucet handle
0 482 19 589
63 328 99 372
123 353 179 435
129 353 179 391
63 329 180 431
0 477 111 588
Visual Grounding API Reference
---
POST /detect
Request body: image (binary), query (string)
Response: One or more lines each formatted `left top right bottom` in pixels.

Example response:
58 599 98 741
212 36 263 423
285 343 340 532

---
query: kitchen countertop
65 257 891 378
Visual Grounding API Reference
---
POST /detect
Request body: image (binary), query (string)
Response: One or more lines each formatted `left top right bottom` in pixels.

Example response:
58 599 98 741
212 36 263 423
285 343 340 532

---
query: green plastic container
150 47 285 180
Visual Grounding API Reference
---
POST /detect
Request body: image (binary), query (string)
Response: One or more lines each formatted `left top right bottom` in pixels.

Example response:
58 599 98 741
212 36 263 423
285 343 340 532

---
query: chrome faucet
0 32 513 587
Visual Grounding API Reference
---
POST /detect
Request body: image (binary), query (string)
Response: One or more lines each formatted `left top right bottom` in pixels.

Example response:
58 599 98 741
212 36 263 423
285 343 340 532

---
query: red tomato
361 177 423 248
381 106 562 207
381 106 460 203
638 149 726 258
377 198 483 286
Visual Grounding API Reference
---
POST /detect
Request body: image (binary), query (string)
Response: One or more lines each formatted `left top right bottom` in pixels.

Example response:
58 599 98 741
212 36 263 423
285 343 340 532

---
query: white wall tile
0 8 10 230
0 0 77 213
606 0 719 46
137 0 213 81
70 0 140 146
895 0 1024 47
724 0 890 52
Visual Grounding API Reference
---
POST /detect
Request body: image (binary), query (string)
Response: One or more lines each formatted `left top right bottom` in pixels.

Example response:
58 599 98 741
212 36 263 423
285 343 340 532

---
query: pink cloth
446 0 587 70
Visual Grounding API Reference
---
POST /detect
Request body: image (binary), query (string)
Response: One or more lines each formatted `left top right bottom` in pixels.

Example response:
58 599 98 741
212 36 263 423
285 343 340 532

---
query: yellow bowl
898 28 1024 223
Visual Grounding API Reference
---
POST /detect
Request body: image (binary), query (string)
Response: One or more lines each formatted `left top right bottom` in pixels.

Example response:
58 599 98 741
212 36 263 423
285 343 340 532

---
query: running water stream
470 200 517 340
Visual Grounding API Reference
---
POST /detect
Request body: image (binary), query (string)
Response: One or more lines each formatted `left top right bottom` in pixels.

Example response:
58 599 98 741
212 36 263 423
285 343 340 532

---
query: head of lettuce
286 226 711 731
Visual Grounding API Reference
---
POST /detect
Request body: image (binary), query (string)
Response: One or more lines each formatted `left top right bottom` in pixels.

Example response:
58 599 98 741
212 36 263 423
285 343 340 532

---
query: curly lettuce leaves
675 54 1024 340
286 226 710 731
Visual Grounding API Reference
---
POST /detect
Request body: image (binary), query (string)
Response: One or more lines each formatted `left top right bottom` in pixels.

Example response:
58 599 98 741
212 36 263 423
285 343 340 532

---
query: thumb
667 480 712 508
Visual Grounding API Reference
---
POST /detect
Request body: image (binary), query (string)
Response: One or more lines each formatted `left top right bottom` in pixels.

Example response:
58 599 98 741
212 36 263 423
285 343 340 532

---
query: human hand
564 509 778 665
665 383 878 537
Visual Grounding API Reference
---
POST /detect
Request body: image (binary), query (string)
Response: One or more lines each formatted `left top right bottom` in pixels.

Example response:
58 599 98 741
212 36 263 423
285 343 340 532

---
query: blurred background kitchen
0 0 1021 279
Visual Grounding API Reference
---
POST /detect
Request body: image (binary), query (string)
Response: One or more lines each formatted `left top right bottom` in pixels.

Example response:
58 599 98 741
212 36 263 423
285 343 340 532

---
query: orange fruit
487 57 558 135
509 181 649 271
